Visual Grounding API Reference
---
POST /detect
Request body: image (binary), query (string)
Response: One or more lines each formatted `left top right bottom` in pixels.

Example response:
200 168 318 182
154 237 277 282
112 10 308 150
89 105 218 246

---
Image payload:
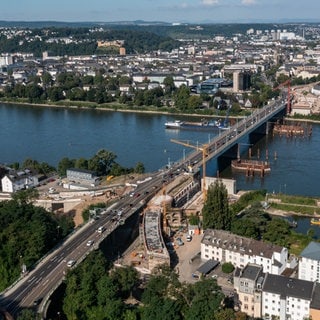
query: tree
110 266 139 298
17 309 40 320
183 278 225 320
262 218 291 247
11 189 39 206
57 157 75 177
163 76 175 94
202 180 232 230
174 85 190 111
88 149 117 176
75 158 89 170
188 95 202 109
41 72 53 88
215 308 236 320
134 162 145 174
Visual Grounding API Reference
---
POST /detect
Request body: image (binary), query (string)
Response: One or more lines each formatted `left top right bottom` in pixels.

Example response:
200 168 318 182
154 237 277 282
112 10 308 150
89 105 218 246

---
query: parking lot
173 233 234 294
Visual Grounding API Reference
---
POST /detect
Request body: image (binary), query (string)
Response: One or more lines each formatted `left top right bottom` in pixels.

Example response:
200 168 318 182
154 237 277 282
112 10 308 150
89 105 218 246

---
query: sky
0 0 319 24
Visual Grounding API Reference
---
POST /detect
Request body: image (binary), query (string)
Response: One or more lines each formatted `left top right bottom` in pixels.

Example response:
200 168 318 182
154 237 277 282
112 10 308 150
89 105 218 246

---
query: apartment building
299 241 320 282
201 229 288 275
262 274 315 320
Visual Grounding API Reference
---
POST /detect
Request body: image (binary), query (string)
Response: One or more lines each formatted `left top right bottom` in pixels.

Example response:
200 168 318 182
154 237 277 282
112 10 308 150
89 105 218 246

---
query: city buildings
234 263 320 320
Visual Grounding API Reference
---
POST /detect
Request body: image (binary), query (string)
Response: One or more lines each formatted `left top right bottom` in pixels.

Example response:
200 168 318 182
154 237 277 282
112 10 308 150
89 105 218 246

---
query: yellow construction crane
170 139 209 201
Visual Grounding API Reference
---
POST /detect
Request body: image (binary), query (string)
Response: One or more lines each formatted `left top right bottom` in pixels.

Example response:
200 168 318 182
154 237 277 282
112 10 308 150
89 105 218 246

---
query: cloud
200 0 219 6
241 0 256 5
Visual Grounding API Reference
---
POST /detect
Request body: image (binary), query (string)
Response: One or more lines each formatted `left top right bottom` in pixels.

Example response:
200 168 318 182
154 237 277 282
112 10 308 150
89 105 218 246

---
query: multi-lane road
0 171 167 317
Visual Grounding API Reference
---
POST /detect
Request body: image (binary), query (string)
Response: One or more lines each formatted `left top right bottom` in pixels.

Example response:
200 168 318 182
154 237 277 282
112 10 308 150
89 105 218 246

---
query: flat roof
196 259 219 275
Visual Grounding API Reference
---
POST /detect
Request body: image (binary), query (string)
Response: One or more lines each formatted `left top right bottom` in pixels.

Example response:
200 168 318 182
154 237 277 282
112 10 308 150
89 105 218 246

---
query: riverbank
0 99 246 120
2 98 320 124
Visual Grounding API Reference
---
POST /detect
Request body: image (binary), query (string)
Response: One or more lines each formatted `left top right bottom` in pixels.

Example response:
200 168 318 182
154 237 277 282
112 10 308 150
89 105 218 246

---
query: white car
86 240 94 247
97 226 105 233
67 259 76 267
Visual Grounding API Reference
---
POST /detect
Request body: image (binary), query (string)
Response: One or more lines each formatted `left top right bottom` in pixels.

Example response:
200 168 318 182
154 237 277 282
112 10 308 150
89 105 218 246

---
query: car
67 259 76 267
86 240 94 247
211 274 218 279
97 226 105 233
33 298 42 306
186 235 192 242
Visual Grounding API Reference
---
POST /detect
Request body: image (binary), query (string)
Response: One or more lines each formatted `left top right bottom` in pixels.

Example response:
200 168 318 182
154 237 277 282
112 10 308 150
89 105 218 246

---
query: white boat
164 120 183 129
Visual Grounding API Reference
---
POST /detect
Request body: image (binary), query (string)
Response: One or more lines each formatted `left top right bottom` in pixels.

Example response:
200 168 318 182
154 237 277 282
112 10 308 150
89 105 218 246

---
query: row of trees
57 149 145 177
0 189 74 291
8 149 145 179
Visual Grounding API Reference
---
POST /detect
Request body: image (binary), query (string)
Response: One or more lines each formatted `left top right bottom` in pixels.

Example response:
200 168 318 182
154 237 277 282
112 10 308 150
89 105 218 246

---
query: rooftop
300 241 320 261
263 273 314 300
202 229 285 259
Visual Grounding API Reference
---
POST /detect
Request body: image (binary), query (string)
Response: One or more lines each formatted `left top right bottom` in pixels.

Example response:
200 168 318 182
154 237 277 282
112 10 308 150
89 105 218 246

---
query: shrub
222 262 235 274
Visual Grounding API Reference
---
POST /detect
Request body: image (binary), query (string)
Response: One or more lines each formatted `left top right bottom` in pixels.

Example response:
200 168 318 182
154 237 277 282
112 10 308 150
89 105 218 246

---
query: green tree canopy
202 180 232 230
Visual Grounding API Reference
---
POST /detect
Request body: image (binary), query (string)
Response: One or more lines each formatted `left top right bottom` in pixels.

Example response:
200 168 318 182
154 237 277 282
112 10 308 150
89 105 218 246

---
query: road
0 171 167 317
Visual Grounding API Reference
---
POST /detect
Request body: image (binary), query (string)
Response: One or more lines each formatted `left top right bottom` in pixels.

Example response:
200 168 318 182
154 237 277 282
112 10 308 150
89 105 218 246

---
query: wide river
1 103 320 198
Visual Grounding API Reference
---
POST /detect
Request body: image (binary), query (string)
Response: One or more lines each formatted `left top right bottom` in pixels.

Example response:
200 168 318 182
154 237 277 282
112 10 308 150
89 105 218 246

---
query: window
244 296 249 302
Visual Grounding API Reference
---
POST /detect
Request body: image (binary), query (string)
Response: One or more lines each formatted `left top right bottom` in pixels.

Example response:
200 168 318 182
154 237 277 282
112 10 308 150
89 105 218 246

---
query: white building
1 170 39 193
299 241 320 282
201 229 288 275
262 274 314 320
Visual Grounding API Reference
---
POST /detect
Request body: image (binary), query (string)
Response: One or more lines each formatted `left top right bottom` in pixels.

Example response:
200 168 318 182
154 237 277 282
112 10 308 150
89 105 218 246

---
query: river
2 103 320 236
1 102 320 199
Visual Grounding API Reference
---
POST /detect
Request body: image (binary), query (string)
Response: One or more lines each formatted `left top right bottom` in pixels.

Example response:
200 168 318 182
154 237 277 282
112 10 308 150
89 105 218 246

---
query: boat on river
164 119 220 131
310 218 320 225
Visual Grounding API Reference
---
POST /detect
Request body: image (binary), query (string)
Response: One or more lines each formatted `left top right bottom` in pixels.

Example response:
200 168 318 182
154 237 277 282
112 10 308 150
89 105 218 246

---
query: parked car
186 234 192 242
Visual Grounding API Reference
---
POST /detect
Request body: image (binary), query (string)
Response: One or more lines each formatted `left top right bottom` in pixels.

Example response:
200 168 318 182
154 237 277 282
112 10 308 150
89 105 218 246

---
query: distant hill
0 20 172 29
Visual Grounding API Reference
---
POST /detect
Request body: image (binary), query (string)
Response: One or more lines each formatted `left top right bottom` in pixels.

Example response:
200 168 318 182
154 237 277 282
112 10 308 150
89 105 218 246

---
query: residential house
1 170 39 193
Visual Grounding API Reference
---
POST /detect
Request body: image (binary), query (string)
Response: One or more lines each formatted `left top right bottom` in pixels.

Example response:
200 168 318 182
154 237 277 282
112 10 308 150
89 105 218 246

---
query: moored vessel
164 119 220 131
310 218 320 225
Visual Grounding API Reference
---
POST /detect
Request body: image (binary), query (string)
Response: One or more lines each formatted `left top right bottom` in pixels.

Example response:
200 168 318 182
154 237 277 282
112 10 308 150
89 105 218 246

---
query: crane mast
170 139 208 201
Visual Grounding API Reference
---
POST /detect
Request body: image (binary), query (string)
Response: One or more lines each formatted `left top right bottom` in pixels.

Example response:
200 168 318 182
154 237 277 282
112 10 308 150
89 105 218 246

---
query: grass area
270 203 320 215
268 193 320 215
268 193 318 206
